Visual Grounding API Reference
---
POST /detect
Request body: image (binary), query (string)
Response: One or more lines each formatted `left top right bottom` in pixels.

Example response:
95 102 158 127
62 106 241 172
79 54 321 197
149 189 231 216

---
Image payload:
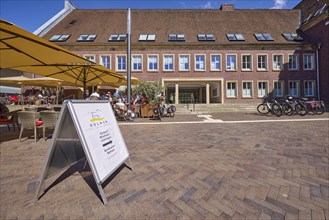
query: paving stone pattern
0 113 328 219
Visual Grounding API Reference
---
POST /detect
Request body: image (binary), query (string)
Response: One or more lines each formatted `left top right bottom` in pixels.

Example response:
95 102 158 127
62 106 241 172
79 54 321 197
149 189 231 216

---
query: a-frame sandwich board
35 100 132 205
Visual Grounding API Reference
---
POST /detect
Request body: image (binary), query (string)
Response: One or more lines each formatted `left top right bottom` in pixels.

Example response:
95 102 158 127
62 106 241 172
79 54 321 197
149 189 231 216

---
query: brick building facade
294 0 329 103
34 0 327 104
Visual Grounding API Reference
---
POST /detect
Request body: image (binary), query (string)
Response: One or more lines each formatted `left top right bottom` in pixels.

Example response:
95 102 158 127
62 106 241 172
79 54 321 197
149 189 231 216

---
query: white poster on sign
69 101 129 184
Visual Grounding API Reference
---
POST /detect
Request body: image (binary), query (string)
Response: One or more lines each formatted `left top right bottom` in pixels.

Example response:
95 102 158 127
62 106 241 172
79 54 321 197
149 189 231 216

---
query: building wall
302 18 329 103
72 47 317 103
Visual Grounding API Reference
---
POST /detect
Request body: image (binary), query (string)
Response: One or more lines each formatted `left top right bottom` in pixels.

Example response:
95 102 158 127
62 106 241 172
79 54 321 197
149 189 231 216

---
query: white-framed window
273 81 284 97
226 81 237 98
226 54 237 71
77 34 97 42
288 81 299 97
163 55 174 71
273 55 283 70
84 54 95 63
288 55 298 70
304 80 315 97
242 55 252 71
132 55 142 71
148 55 158 71
116 55 126 71
179 55 189 71
257 54 268 71
258 81 268 98
49 34 70 42
195 55 206 71
242 81 253 97
210 54 221 71
138 34 156 41
303 54 314 70
100 55 111 68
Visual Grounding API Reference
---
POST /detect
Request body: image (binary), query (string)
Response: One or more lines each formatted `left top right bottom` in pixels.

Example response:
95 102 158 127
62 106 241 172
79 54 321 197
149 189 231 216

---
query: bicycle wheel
257 103 269 115
316 105 325 115
271 103 282 117
282 103 293 116
169 105 176 117
306 104 315 115
296 104 307 116
170 105 176 112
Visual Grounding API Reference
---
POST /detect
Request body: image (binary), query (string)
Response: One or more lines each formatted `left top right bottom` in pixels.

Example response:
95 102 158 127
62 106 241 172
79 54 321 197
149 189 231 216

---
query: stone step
173 103 258 113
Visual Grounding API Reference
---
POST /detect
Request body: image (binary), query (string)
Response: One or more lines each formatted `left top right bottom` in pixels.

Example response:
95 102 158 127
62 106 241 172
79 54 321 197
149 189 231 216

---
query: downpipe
316 43 321 100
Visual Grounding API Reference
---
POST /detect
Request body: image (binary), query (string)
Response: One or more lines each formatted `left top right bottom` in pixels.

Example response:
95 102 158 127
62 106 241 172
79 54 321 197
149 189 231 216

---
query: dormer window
314 4 327 17
168 34 185 41
139 34 156 41
197 34 215 41
49 34 71 42
254 33 274 41
282 33 303 41
226 34 245 41
108 34 127 42
77 34 97 42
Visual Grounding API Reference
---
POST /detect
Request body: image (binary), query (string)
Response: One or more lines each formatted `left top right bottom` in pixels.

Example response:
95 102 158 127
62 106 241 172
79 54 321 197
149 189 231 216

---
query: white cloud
271 0 287 9
201 1 215 9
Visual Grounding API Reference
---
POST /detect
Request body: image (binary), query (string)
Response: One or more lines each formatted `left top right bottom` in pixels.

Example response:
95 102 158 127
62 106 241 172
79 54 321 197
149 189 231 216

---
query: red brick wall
74 48 317 103
303 18 329 103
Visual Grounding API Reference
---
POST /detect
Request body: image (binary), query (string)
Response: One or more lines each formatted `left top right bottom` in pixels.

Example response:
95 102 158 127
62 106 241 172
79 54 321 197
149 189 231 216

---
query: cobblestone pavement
0 112 328 219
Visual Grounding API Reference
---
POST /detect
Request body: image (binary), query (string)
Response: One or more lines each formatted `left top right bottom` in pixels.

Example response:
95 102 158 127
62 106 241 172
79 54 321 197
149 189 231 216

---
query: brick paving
0 112 328 219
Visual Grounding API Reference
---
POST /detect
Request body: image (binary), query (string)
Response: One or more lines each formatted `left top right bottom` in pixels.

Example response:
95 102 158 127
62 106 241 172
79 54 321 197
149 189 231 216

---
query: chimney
220 4 234 11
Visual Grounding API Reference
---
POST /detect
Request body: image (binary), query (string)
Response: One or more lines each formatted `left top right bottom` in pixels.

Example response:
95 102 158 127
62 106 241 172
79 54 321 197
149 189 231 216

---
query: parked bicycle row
257 96 326 117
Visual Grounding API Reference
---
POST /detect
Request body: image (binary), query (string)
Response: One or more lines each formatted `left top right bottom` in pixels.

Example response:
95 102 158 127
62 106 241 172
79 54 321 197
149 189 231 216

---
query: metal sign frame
35 100 132 205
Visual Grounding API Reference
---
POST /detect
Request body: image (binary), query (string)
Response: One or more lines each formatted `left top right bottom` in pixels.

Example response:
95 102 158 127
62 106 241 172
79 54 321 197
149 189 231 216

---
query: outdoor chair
0 109 20 132
17 111 43 142
39 111 58 140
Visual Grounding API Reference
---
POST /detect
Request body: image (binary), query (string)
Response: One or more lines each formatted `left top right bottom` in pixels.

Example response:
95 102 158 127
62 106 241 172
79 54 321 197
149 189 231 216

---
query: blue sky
1 0 300 33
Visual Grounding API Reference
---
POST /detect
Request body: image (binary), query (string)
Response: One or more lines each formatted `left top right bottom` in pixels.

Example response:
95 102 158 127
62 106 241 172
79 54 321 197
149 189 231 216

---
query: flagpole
127 8 131 110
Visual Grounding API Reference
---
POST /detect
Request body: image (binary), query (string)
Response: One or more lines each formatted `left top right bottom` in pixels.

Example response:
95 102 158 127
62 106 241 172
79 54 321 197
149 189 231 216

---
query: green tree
132 81 163 103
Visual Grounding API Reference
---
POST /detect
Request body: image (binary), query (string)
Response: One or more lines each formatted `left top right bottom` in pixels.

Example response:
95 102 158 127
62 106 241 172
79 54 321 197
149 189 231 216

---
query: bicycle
278 96 307 116
305 98 326 115
257 96 282 117
160 104 176 118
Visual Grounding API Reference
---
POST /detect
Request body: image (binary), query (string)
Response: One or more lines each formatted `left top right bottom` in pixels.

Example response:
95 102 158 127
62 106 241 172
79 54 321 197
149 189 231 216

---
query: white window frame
257 54 268 71
304 80 315 97
226 81 238 98
163 54 174 71
288 54 299 70
241 54 252 71
83 54 95 63
195 54 206 71
115 54 127 72
273 54 283 71
210 54 221 71
179 54 190 71
257 81 268 98
99 55 111 69
288 80 299 97
226 54 237 71
273 80 284 97
242 81 253 98
132 54 143 71
303 54 314 70
147 54 159 72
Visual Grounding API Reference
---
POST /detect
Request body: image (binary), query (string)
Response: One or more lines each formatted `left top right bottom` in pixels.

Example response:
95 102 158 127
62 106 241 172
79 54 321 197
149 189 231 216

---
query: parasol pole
83 66 87 99
56 84 59 105
18 82 23 107
127 8 131 109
